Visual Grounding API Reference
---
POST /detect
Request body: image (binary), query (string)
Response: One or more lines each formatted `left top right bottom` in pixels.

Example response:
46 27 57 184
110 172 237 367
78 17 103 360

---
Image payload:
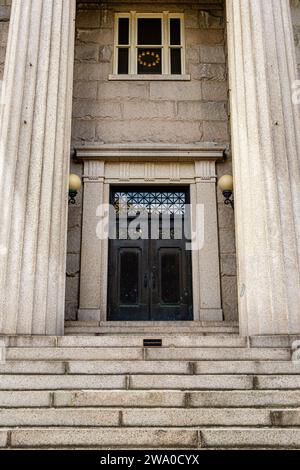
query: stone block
0 391 51 408
0 21 9 47
130 374 253 390
53 390 186 408
203 120 229 142
0 6 10 21
11 428 198 449
145 347 290 361
0 361 65 374
149 81 202 101
75 44 99 62
7 347 144 361
202 81 228 101
66 254 80 277
195 360 300 375
99 45 113 62
58 334 246 348
96 120 203 144
186 45 200 64
73 81 98 99
76 11 101 29
271 410 300 426
200 45 225 64
98 81 149 100
186 28 224 45
177 101 227 121
219 228 236 253
72 119 96 142
73 100 122 119
0 374 126 390
65 302 78 321
0 431 7 448
198 10 224 29
123 101 176 120
255 376 299 390
74 62 111 81
77 28 114 45
67 227 81 253
122 408 271 427
0 409 119 427
220 255 237 276
189 390 300 408
189 63 226 80
65 277 79 302
200 429 300 449
67 361 190 375
8 336 56 347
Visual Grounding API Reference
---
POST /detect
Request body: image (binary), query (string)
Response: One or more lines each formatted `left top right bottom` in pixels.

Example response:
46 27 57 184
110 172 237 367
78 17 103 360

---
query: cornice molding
75 143 226 162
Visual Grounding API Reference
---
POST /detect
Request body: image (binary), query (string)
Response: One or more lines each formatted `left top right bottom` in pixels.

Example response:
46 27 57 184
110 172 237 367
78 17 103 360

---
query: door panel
108 240 150 320
108 187 193 321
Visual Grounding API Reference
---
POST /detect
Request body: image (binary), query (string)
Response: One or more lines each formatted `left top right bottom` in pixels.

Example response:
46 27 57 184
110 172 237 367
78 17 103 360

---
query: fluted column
0 0 76 335
226 0 300 335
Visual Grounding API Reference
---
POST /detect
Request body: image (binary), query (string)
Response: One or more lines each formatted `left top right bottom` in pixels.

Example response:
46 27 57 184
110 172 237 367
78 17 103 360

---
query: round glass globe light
218 174 233 192
69 174 82 191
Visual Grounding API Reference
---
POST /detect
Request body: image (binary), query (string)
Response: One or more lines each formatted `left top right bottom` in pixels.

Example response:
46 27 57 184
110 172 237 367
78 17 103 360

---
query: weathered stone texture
291 1 300 77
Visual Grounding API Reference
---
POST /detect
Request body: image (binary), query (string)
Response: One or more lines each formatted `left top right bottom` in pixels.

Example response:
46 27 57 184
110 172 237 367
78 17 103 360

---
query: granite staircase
0 330 300 449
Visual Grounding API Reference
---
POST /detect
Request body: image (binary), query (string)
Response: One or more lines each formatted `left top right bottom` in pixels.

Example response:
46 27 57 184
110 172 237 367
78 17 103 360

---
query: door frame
75 145 224 323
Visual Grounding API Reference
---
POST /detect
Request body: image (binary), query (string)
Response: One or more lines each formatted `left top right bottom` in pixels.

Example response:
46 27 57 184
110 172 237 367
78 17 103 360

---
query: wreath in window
138 51 161 69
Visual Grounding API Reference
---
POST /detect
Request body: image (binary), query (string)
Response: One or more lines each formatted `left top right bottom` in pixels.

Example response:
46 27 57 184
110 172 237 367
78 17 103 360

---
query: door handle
144 273 148 288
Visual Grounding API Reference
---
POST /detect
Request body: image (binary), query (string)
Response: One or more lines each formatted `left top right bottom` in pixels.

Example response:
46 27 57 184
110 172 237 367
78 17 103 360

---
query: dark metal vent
143 339 162 348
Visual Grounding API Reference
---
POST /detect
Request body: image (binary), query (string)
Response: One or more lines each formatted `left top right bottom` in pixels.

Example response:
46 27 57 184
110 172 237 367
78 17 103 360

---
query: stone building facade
0 0 300 337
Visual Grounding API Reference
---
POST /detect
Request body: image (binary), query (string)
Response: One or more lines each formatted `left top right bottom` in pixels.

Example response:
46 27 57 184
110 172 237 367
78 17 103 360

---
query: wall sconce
218 175 234 210
69 174 82 205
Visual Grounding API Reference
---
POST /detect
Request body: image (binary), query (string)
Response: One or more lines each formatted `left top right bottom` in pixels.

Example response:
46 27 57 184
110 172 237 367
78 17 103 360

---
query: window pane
118 18 129 45
170 18 181 45
118 48 129 74
120 250 139 304
138 48 162 74
138 18 162 45
170 48 182 74
161 252 180 304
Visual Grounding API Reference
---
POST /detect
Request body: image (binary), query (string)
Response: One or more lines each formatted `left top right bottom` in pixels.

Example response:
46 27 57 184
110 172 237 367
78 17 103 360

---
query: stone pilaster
226 0 300 335
0 0 76 335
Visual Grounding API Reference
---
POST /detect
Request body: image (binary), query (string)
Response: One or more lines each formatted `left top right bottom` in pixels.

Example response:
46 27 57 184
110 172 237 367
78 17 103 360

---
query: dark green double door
107 188 193 321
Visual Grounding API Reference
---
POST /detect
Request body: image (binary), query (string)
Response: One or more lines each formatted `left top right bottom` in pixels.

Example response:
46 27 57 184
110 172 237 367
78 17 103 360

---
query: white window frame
111 11 189 80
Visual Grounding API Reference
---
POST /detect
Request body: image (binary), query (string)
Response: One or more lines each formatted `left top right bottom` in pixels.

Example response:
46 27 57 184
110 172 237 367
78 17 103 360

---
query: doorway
107 187 193 321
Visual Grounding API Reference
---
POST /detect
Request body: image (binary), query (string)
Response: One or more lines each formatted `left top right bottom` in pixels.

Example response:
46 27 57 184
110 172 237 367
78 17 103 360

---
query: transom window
114 12 185 76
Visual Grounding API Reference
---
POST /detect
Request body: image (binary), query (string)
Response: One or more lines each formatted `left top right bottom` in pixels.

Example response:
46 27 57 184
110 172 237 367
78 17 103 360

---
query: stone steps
1 360 300 375
0 407 299 427
2 427 300 449
64 321 239 335
0 373 300 390
2 389 300 408
0 333 299 449
5 347 292 361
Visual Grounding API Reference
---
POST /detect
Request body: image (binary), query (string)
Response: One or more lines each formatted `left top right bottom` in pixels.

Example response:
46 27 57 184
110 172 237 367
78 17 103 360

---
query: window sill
108 74 191 81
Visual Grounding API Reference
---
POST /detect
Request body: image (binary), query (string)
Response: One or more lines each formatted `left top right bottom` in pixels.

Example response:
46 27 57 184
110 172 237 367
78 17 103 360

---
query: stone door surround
75 143 224 323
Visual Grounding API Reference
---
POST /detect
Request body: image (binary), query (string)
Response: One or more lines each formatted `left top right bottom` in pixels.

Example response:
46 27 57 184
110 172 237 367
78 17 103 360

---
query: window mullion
130 11 137 74
162 11 169 75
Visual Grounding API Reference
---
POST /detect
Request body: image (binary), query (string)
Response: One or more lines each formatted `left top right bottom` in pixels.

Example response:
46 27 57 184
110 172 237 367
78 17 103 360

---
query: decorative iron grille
113 190 187 216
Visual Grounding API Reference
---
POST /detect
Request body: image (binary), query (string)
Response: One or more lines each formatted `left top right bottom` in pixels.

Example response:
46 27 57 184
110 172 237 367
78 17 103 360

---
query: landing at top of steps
1 333 299 348
64 321 239 335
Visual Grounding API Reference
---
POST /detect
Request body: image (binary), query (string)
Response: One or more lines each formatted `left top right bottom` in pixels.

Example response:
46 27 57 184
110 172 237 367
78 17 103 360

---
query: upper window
114 12 185 76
